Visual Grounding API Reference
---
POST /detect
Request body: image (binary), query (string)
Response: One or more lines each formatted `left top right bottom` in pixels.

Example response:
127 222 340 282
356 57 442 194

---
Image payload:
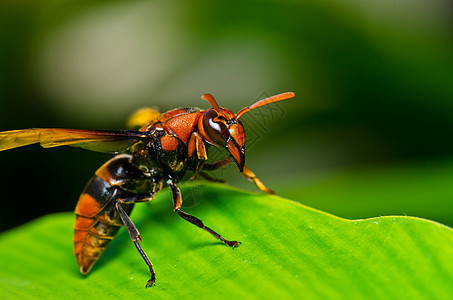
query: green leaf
1 184 453 299
276 159 453 227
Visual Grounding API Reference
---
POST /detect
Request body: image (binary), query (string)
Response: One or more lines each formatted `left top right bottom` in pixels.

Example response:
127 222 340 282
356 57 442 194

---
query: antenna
236 92 295 119
201 93 220 110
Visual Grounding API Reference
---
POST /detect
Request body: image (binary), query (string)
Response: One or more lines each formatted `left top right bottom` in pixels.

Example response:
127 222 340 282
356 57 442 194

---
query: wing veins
0 128 148 153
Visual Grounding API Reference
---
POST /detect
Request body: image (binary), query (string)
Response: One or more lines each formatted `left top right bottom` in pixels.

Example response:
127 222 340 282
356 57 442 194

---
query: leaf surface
1 184 452 299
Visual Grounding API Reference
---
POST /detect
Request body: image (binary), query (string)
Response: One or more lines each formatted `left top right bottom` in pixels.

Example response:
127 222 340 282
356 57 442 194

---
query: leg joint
176 209 204 228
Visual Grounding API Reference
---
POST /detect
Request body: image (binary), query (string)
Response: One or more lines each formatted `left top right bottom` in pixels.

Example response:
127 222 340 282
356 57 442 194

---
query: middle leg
167 179 240 248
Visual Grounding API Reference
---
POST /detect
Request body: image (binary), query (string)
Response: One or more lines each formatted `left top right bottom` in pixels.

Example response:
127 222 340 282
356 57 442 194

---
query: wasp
0 92 294 287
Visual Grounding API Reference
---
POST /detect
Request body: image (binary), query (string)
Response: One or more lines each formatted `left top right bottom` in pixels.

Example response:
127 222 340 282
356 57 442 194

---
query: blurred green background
1 0 453 232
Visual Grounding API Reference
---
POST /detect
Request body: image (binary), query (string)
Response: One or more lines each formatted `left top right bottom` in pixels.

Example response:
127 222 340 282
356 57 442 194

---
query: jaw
226 139 245 172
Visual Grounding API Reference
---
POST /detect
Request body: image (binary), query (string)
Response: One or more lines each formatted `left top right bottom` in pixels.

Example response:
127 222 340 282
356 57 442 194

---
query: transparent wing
0 128 148 153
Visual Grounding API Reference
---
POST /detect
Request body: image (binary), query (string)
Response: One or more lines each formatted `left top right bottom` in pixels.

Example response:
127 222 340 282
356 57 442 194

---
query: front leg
241 166 275 194
167 178 240 248
187 131 208 160
197 158 231 181
203 159 274 194
202 158 231 171
188 132 209 180
198 171 225 183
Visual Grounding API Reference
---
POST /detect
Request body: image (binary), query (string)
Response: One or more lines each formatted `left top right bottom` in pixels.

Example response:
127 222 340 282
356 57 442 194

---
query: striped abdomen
73 154 158 274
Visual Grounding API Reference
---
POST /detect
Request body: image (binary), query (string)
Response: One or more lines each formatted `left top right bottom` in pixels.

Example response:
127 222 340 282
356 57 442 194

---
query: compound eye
202 109 229 146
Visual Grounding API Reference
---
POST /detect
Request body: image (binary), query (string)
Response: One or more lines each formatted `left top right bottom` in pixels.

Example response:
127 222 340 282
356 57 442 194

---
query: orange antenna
236 92 295 119
201 93 220 110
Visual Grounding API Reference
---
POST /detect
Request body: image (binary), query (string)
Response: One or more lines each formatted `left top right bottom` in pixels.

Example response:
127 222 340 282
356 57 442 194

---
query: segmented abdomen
73 154 162 275
73 175 133 274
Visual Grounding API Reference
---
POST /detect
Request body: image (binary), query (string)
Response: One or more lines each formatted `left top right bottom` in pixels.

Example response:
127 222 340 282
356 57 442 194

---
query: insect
0 92 294 287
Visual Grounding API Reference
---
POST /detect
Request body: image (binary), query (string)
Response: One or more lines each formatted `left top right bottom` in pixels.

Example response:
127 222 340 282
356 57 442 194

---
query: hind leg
115 192 157 287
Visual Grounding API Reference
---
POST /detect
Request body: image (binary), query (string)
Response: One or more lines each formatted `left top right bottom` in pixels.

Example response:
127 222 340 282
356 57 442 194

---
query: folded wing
0 128 148 153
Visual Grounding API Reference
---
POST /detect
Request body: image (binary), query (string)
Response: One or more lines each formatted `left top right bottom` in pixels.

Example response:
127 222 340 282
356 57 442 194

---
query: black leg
167 179 240 248
198 171 225 183
202 158 231 171
115 192 157 287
